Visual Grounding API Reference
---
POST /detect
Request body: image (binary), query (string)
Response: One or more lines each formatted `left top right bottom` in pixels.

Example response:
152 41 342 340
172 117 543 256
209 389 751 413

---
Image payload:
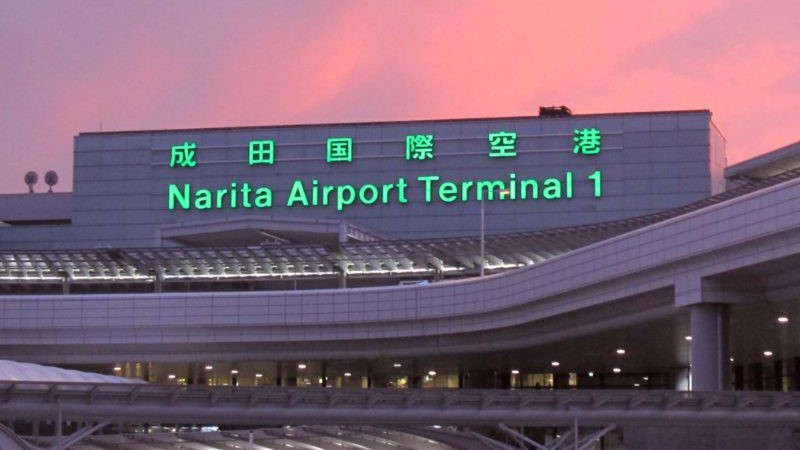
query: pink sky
1 0 798 194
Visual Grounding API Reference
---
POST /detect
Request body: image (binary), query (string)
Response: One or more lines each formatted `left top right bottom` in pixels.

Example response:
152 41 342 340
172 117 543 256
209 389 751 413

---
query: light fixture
113 366 122 372
167 374 176 380
778 316 789 324
764 350 773 357
298 363 307 370
616 348 626 355
344 372 352 377
551 361 560 367
634 383 640 387
588 371 594 377
255 373 263 378
428 370 437 376
204 365 213 371
231 369 239 375
612 367 622 373
643 376 649 381
685 335 692 341
393 363 402 368
511 369 520 375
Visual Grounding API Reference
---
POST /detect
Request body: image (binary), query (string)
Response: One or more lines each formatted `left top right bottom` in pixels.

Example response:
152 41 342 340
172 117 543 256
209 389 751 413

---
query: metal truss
1 383 800 428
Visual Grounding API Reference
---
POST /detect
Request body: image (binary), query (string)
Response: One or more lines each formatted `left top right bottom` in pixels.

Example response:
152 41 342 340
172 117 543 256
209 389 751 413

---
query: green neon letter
359 184 379 204
476 180 505 201
588 170 602 197
255 187 272 207
287 180 309 206
396 178 409 203
168 184 190 210
195 189 212 209
417 175 439 202
439 182 458 203
336 185 356 211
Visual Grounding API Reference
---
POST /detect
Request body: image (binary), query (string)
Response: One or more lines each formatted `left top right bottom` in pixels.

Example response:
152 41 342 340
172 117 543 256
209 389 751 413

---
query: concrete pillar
690 303 730 391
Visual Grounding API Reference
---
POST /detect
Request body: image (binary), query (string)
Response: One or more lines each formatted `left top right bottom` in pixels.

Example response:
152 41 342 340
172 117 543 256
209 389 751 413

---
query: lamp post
480 198 485 277
480 189 509 277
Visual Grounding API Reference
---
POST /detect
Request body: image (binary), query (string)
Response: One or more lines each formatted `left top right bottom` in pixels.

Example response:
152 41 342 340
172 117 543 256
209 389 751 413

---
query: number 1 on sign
587 170 602 197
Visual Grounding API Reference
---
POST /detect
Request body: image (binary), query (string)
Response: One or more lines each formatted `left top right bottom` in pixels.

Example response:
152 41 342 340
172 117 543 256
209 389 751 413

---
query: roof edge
76 109 712 137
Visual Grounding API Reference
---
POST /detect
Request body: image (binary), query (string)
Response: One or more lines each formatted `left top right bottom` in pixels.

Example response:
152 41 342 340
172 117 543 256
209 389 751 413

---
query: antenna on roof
24 171 38 194
44 170 59 193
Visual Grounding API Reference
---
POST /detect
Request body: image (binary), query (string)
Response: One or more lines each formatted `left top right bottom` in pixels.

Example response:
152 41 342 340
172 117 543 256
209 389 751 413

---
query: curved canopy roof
0 359 142 384
1 168 799 286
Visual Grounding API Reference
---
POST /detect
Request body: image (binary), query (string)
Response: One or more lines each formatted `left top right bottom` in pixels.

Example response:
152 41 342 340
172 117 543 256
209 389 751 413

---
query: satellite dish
24 171 38 193
44 170 59 193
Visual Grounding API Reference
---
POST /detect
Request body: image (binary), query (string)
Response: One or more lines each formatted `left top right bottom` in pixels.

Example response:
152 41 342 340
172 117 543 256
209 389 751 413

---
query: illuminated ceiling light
344 372 352 377
588 371 594 377
551 361 560 367
204 365 213 371
633 383 640 387
643 376 649 381
255 373 263 378
764 350 773 357
428 370 437 376
778 316 789 324
685 335 692 341
167 374 176 380
231 369 239 375
612 367 622 374
616 348 626 355
393 363 402 368
511 369 520 375
113 366 122 372
298 363 307 370
730 357 734 362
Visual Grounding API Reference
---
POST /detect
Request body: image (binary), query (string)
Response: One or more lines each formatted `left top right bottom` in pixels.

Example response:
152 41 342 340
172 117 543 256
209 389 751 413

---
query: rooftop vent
539 106 572 117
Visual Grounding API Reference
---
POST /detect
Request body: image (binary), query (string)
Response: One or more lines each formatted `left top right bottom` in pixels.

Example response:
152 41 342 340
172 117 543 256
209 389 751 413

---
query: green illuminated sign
488 132 517 158
168 170 602 212
166 128 606 212
573 128 602 155
406 134 434 161
170 142 197 168
249 140 274 165
327 138 353 163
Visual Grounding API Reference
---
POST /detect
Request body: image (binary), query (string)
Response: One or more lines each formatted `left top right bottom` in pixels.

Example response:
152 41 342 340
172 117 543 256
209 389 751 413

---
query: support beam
53 420 110 450
498 424 550 450
576 424 616 450
468 430 521 450
0 423 40 450
690 303 730 391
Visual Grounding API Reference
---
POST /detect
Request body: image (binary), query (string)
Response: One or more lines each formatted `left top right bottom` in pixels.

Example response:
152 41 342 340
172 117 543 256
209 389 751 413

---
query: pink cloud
0 0 798 194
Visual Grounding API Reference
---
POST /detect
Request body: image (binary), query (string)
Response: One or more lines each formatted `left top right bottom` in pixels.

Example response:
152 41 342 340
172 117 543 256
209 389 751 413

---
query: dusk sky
1 0 798 194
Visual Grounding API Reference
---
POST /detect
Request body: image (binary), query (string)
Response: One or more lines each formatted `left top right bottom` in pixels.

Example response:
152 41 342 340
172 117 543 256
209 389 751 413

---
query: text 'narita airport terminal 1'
167 128 604 212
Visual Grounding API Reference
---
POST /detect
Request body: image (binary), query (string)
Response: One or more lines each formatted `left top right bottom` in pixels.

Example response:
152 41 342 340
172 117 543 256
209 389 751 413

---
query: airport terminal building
1 109 800 447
